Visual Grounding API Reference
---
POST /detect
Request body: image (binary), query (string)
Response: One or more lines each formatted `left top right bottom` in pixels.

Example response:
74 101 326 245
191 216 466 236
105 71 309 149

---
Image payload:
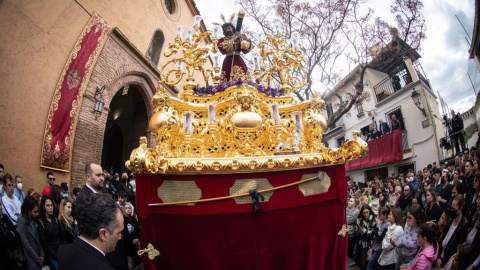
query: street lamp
93 85 105 119
411 88 426 117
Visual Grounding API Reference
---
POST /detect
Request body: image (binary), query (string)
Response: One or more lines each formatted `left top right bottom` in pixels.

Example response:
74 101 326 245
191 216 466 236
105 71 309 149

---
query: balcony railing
373 69 412 102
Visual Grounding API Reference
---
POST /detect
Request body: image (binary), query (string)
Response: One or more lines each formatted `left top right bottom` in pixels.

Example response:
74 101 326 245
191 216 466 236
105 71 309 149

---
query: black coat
0 214 23 269
38 217 66 260
437 216 469 265
58 237 114 270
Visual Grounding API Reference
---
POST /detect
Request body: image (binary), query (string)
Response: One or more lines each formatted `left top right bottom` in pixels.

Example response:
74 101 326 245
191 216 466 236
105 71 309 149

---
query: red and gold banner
41 13 110 171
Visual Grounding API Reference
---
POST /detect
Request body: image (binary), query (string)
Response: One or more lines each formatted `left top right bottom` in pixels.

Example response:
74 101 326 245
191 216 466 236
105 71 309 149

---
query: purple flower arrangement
194 79 284 97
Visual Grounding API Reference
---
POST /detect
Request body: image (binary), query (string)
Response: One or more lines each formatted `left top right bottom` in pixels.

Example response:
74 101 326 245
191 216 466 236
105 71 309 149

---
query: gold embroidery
218 37 235 52
229 65 250 81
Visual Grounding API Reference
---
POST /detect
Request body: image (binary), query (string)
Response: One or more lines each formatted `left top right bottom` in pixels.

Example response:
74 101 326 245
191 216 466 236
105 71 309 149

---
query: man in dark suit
378 119 391 136
58 193 124 270
75 163 105 208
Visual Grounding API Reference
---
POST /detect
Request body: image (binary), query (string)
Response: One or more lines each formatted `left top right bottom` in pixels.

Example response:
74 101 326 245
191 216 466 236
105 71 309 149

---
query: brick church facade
0 0 208 190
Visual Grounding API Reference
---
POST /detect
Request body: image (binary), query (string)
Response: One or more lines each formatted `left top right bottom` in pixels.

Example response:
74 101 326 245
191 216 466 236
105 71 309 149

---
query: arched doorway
101 85 148 173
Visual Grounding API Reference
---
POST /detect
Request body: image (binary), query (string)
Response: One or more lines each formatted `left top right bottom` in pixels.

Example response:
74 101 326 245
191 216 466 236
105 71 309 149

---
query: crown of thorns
212 13 236 27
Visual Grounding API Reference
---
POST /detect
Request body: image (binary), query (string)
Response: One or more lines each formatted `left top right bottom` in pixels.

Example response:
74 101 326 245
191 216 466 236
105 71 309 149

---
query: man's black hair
46 172 54 178
76 193 120 240
60 182 69 192
433 168 442 175
2 173 13 186
118 191 127 198
222 22 236 36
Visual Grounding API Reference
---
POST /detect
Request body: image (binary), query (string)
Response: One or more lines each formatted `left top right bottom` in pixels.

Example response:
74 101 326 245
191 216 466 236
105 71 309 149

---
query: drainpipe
421 86 443 162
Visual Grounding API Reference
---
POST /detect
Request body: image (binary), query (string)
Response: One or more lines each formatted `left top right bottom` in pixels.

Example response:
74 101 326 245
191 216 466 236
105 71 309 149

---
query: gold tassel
137 243 160 260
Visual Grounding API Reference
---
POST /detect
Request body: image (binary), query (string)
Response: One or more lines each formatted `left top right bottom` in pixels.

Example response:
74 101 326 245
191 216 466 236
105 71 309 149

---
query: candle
193 15 202 27
272 104 280 123
185 27 195 43
213 26 221 39
293 112 303 131
291 32 299 50
274 24 281 34
257 32 264 42
253 55 260 70
208 104 216 122
177 61 184 71
212 53 220 67
175 25 184 37
184 112 194 134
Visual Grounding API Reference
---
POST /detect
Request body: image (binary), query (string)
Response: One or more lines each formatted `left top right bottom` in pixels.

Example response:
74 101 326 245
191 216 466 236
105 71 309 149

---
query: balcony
373 69 412 102
345 130 404 171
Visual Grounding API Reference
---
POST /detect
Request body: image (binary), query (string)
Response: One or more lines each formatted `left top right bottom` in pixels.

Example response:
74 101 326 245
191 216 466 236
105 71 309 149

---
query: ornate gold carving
338 225 351 237
138 243 160 260
227 65 251 82
126 24 369 175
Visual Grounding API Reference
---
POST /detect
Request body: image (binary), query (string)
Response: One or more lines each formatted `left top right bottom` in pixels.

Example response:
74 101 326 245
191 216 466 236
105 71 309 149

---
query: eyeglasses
404 189 410 192
49 178 55 181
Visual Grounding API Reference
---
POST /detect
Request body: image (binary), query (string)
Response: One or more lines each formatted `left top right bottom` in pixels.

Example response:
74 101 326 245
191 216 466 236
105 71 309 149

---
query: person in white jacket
378 208 404 270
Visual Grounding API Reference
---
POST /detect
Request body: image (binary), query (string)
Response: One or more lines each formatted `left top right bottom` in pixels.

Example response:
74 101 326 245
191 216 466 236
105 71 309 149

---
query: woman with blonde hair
58 198 77 243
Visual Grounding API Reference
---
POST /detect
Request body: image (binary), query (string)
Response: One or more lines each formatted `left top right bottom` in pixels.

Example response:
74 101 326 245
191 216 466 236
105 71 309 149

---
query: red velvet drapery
345 129 403 171
136 165 348 270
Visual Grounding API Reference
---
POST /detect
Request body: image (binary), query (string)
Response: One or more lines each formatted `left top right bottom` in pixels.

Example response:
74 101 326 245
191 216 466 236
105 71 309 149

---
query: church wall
0 0 203 192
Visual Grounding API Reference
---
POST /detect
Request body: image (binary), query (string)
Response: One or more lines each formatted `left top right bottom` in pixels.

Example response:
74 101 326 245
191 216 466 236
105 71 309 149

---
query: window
164 0 174 14
386 107 405 130
146 29 165 66
356 102 364 117
336 136 345 148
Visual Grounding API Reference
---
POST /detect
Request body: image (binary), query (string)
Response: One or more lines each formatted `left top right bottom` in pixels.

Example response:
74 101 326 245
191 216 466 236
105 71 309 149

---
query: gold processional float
127 12 368 270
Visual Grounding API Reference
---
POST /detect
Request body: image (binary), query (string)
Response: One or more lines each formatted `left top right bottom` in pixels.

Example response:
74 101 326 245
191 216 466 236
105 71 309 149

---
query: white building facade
323 57 446 183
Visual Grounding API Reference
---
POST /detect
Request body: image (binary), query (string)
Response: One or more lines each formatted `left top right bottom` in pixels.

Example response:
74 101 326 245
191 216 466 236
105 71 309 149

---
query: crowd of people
0 162 139 270
346 148 480 270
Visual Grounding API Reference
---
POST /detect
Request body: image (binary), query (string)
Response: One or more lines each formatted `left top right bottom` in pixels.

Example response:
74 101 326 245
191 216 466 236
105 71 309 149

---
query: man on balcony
391 114 402 131
450 110 466 156
378 119 391 136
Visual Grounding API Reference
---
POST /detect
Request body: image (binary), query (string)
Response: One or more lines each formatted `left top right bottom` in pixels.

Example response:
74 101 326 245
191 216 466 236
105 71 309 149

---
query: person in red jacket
400 223 438 270
42 172 55 196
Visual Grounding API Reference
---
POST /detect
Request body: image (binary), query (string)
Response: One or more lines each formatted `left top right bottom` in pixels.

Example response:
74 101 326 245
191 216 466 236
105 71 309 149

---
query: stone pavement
346 256 361 270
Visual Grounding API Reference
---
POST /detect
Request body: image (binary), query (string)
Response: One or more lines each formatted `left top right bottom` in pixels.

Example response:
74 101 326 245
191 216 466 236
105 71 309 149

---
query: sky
193 0 477 114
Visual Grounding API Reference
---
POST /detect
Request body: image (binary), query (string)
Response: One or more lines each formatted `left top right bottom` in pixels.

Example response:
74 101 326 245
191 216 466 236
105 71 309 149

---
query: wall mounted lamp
410 88 426 117
93 85 105 119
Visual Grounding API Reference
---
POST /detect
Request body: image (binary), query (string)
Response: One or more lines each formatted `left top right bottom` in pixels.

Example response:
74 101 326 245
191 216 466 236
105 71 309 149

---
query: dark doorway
102 125 123 173
101 85 148 174
365 167 388 182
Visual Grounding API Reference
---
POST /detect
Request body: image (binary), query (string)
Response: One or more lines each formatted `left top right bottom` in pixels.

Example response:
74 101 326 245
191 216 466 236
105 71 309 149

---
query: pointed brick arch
69 34 159 187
